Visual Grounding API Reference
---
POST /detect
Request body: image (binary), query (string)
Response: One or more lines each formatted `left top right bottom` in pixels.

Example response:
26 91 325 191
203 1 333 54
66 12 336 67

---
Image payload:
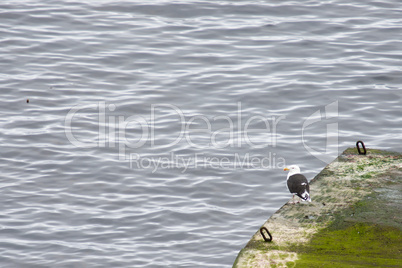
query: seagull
284 165 311 204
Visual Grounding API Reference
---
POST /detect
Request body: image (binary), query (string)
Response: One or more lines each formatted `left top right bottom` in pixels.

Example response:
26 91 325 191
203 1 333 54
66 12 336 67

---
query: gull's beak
284 167 289 171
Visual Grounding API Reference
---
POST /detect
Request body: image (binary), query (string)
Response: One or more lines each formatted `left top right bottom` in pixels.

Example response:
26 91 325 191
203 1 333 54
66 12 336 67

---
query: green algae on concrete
233 148 401 268
290 196 402 267
293 222 401 267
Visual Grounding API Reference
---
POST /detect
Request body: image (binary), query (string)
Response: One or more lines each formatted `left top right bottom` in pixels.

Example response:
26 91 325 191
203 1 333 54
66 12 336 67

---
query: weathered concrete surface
233 148 401 267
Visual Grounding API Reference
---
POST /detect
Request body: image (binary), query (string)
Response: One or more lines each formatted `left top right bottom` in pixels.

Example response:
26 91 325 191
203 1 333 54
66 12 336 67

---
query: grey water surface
0 0 401 267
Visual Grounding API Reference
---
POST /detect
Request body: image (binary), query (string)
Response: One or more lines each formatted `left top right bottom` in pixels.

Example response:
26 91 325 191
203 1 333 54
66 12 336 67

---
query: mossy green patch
361 173 373 178
292 189 402 267
292 223 401 267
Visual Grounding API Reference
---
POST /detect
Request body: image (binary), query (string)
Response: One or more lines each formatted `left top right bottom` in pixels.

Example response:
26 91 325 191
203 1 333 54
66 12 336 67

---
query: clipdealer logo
302 101 339 164
64 102 286 155
64 101 339 171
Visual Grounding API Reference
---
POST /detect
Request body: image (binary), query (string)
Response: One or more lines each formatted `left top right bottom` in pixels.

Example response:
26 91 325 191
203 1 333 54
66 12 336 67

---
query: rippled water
1 0 401 267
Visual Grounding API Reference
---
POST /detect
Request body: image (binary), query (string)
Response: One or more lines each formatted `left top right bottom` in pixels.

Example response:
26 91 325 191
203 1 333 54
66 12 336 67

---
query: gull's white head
283 165 301 176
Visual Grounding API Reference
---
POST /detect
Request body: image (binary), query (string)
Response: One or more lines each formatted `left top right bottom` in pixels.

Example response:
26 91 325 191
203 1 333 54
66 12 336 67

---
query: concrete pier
233 148 401 267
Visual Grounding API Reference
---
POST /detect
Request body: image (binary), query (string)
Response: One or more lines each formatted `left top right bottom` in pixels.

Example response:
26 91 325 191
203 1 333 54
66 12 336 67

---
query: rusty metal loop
356 141 366 155
259 227 272 242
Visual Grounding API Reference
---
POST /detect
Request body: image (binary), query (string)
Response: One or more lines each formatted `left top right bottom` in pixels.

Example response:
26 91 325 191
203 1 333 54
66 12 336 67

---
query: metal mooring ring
259 227 272 242
356 140 367 155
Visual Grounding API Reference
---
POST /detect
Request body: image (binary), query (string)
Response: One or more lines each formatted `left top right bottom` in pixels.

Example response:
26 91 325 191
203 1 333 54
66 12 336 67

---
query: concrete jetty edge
233 147 402 267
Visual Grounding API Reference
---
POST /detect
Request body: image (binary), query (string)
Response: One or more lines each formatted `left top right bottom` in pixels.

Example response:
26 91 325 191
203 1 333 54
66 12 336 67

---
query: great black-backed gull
284 165 311 204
